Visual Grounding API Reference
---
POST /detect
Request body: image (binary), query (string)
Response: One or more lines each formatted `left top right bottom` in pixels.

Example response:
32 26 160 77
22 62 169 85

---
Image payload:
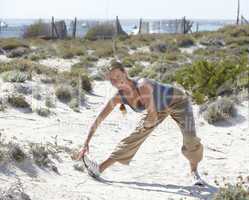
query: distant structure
131 17 193 35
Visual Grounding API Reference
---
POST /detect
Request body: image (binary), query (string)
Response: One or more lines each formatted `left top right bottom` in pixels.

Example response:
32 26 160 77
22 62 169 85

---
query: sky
0 0 248 20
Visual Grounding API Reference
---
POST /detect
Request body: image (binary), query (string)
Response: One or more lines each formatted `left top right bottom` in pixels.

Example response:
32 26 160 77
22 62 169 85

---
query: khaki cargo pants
109 87 203 169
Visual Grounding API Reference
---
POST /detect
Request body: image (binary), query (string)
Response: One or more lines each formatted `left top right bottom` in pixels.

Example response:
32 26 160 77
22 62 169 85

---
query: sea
0 18 235 38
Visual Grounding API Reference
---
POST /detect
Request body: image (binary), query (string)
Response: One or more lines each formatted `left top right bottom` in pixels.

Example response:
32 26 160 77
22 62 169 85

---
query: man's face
108 69 127 90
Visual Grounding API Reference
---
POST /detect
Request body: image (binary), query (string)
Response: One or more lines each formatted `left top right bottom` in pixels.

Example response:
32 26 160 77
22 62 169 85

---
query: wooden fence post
72 17 77 38
236 0 240 25
51 16 55 39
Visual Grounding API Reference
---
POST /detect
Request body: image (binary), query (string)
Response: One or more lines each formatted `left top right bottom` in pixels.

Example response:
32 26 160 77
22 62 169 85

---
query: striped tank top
118 78 174 112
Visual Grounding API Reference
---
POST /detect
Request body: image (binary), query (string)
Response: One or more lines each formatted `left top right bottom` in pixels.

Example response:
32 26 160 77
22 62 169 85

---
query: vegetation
36 107 51 117
7 95 30 109
2 70 30 82
201 97 237 124
55 85 73 103
213 177 249 200
174 57 248 104
23 19 45 38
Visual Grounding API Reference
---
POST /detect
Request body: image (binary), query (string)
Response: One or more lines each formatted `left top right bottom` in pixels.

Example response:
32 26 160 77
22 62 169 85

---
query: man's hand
77 143 89 160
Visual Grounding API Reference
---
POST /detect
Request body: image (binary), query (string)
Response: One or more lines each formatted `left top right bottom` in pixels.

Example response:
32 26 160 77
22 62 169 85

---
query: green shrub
128 64 144 77
122 56 135 68
2 70 29 83
23 19 45 38
55 85 73 103
7 95 30 108
174 57 249 104
202 97 237 124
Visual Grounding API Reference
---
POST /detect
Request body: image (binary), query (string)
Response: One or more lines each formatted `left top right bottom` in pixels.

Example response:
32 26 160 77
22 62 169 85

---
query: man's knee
181 136 204 164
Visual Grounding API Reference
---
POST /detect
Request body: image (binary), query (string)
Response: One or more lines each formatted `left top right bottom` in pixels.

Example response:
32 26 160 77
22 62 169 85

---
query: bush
0 38 29 51
201 97 237 124
36 107 51 117
29 143 50 167
213 178 249 200
55 85 73 103
128 64 144 77
8 143 26 162
94 43 113 58
7 95 30 108
85 24 115 41
174 57 249 104
23 19 45 38
7 47 31 58
219 25 249 37
176 35 195 47
2 70 29 83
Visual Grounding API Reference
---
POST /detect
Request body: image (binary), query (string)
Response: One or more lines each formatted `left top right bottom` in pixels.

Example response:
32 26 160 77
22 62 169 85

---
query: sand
0 80 248 200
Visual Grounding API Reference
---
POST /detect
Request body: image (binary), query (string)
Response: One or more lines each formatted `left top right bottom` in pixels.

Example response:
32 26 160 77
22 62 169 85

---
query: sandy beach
0 78 248 200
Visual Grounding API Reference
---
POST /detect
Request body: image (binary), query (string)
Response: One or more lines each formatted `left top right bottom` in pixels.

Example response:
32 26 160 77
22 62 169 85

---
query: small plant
176 35 195 47
0 38 29 51
213 176 249 200
29 143 50 167
2 70 29 83
201 97 237 124
36 107 51 117
7 47 31 58
128 64 144 77
7 95 30 109
55 85 73 103
8 143 26 162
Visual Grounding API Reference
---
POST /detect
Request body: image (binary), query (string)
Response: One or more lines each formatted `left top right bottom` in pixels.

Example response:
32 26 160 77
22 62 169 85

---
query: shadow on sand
98 178 218 200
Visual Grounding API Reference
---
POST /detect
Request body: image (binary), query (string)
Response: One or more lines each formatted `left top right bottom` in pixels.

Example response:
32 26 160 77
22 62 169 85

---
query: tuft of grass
29 143 51 167
8 143 26 163
36 107 51 117
213 177 249 200
0 38 29 51
176 35 195 47
128 64 144 77
55 85 73 103
2 70 29 83
7 95 30 109
202 97 237 124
